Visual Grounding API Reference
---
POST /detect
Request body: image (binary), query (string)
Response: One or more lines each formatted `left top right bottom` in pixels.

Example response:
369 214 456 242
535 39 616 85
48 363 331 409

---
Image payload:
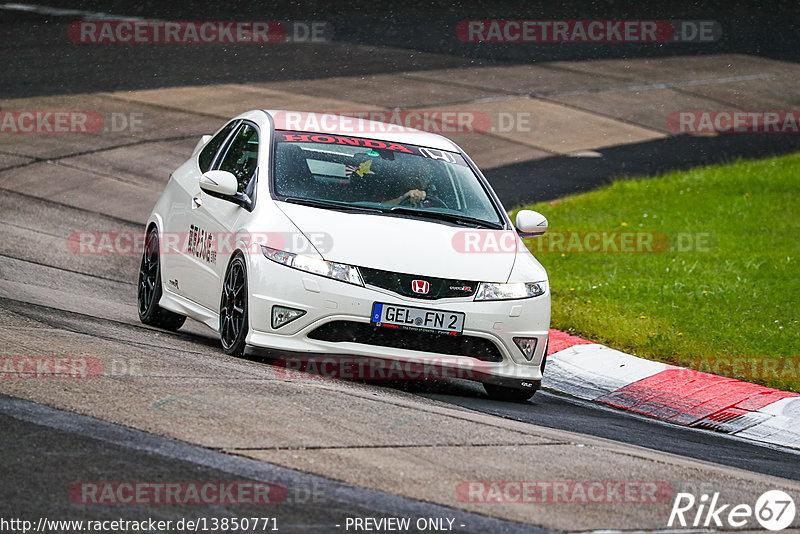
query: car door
160 120 239 303
183 121 260 311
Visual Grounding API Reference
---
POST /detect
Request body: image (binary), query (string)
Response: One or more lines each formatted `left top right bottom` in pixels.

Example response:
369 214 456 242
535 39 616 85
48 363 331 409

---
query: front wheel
483 383 537 402
220 255 249 357
137 228 186 331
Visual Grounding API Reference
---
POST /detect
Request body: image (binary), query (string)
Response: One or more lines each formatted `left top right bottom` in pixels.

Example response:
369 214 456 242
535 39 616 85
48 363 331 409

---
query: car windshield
272 130 505 228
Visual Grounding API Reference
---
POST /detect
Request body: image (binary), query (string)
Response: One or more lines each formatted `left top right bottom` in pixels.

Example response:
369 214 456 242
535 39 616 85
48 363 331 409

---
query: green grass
515 153 800 391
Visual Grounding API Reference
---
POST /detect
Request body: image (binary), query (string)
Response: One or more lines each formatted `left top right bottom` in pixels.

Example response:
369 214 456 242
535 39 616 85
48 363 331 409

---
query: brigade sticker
187 224 217 264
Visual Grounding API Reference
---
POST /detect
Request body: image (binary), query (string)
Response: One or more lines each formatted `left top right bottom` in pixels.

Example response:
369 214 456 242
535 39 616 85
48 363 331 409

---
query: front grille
307 320 503 362
358 266 478 300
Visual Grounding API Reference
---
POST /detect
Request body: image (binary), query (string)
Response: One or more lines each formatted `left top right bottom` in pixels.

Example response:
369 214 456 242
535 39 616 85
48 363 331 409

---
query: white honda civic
138 110 550 401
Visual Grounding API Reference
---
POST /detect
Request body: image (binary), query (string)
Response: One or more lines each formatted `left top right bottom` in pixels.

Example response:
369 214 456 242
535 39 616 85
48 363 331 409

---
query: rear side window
198 121 237 172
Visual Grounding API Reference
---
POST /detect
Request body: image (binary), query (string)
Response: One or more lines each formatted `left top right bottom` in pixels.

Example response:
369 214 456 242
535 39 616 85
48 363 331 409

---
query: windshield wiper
282 197 383 214
282 198 504 228
388 206 504 229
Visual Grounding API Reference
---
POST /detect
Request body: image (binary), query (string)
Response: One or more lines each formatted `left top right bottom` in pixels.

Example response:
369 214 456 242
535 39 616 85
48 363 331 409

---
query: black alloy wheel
220 255 248 356
137 228 186 330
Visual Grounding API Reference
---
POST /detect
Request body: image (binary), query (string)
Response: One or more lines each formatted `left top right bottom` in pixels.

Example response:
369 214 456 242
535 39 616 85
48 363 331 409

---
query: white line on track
551 72 776 96
0 2 146 20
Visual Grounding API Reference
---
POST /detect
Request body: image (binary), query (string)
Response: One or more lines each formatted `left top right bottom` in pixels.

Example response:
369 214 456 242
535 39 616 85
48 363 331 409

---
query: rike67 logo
668 490 796 531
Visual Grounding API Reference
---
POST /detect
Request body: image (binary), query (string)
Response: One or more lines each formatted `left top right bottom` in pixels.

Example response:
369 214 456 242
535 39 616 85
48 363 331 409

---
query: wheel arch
228 228 257 283
145 212 164 235
225 247 248 272
222 248 250 314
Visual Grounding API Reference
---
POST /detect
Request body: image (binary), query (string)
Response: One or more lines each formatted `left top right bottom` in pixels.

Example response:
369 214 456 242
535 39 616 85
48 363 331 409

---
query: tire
220 255 249 357
137 228 186 331
483 383 537 402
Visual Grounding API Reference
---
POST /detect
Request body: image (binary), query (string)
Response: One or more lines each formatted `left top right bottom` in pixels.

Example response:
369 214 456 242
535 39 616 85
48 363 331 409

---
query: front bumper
246 257 550 386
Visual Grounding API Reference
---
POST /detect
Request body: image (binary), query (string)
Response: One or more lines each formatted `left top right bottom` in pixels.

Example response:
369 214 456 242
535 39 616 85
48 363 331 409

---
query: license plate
371 302 465 335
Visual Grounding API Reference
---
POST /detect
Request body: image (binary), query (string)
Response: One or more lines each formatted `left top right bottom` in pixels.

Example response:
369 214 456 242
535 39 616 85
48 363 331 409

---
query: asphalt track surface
2 2 800 532
0 395 546 533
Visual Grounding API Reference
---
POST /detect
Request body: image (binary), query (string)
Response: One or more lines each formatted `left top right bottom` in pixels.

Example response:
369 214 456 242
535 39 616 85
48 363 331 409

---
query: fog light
513 337 538 361
272 306 306 329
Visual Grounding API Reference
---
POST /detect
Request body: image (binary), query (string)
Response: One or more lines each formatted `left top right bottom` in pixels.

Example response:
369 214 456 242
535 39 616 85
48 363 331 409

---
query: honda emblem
411 280 430 294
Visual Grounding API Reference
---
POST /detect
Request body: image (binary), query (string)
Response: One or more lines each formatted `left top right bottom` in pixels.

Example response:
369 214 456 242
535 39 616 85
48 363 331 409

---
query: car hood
275 202 518 282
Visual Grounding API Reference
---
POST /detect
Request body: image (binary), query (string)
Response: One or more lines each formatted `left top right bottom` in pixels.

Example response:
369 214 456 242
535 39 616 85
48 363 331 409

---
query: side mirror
200 170 239 196
193 134 212 154
515 210 548 238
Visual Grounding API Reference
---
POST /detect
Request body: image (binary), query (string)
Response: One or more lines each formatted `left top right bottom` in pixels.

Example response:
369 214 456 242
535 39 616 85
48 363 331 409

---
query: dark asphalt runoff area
0 394 548 534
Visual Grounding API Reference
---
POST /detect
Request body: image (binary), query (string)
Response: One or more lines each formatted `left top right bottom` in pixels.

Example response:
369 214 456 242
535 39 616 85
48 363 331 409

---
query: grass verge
516 152 799 391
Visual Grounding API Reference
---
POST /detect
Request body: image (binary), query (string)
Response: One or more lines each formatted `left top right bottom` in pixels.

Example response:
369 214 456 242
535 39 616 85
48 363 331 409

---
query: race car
138 110 550 401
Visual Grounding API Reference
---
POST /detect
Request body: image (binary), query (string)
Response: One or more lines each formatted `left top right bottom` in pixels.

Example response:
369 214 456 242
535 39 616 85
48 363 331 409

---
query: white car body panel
274 202 522 281
144 110 551 392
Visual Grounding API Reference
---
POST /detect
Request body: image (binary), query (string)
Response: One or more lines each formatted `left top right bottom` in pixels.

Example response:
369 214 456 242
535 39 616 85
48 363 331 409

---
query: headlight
474 281 547 301
261 245 363 286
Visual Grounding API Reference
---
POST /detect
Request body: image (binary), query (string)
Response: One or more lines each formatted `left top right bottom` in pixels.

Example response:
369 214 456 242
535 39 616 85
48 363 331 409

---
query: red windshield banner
276 130 465 166
279 131 413 153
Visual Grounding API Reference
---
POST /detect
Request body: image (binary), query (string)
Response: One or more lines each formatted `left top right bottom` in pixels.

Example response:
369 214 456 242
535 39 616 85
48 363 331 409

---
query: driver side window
198 121 237 173
216 123 259 194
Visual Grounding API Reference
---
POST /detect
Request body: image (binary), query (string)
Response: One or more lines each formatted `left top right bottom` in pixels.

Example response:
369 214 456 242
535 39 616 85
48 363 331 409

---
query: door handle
192 196 202 209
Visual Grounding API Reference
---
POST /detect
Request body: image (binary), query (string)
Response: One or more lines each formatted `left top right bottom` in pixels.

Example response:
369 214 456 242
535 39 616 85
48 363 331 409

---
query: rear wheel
220 255 249 357
483 383 537 402
137 228 186 330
